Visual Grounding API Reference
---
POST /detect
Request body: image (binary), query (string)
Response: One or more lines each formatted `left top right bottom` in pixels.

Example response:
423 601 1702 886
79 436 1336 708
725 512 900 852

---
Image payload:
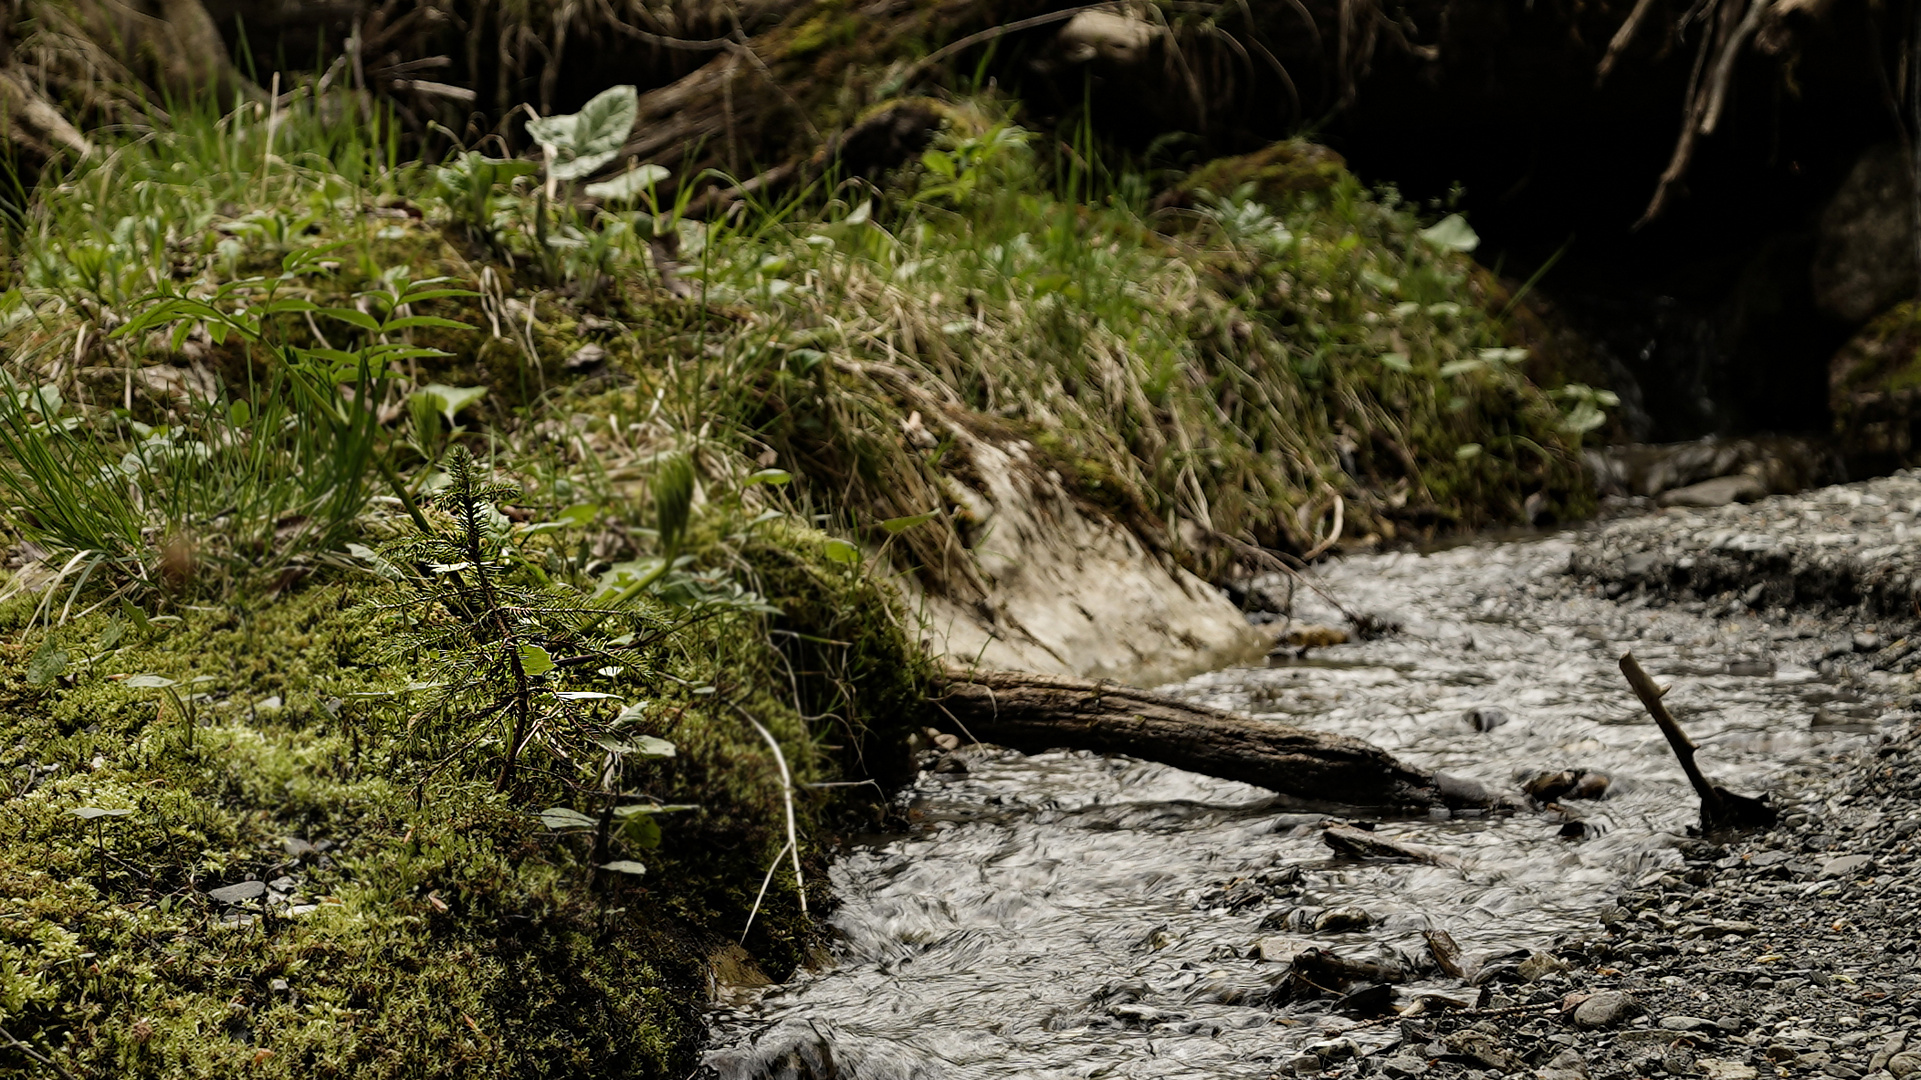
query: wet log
933 668 1505 813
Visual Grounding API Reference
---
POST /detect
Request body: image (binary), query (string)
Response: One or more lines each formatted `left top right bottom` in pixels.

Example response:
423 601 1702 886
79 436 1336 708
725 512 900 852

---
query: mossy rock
1156 139 1351 211
1829 300 1921 474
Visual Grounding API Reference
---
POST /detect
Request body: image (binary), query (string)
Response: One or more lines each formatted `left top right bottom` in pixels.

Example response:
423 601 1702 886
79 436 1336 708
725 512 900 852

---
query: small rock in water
1312 906 1372 933
1663 1046 1697 1076
1278 624 1348 651
930 753 968 775
1254 936 1324 963
1333 982 1395 1017
1463 705 1510 732
1819 854 1873 879
1523 769 1609 803
1572 990 1643 1029
1282 1052 1321 1076
1570 772 1611 799
1855 632 1885 653
1306 1037 1359 1062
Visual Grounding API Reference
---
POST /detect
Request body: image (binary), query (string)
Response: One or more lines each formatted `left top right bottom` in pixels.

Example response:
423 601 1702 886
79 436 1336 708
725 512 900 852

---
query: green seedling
68 806 132 886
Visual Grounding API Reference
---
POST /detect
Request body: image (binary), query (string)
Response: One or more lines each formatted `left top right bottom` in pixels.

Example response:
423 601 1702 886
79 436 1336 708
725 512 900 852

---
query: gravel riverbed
1306 474 1921 1080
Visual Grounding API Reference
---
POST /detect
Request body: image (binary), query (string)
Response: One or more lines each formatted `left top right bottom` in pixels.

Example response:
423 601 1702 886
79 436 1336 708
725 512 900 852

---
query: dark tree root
933 668 1510 814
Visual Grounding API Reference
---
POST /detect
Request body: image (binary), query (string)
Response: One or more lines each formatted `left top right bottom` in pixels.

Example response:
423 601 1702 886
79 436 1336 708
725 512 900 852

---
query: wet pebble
1463 705 1510 732
1574 991 1643 1029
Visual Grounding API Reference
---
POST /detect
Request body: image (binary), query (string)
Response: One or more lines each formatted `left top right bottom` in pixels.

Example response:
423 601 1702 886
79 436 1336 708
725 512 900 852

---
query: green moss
1164 139 1351 208
0 522 930 1076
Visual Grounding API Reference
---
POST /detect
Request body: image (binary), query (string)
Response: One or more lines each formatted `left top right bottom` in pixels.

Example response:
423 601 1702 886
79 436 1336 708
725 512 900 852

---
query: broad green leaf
880 511 938 534
821 538 860 564
597 735 676 759
1418 214 1480 253
69 807 132 820
24 647 67 687
592 560 662 601
119 600 151 632
415 384 488 425
124 674 176 689
615 812 661 850
1378 352 1411 373
362 345 452 363
316 307 382 333
227 399 251 426
254 298 319 315
584 164 671 202
598 859 649 875
303 348 364 367
612 701 649 726
744 469 792 487
538 807 597 830
528 85 639 182
557 503 600 527
1455 443 1483 460
380 315 475 333
1439 359 1483 378
554 690 619 701
517 644 556 677
396 288 481 305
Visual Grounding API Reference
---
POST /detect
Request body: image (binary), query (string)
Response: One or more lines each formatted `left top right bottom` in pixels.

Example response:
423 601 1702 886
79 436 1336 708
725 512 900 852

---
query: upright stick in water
1618 653 1777 829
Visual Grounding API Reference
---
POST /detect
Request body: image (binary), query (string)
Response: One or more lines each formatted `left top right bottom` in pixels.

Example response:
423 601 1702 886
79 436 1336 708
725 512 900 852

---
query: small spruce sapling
376 448 675 794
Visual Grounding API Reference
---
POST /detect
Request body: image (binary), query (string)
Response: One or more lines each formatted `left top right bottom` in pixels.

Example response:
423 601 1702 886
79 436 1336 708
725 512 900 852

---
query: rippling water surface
702 536 1898 1080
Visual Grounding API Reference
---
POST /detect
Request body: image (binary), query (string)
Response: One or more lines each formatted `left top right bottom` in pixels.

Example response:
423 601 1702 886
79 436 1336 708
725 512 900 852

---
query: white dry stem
733 703 807 914
740 838 793 944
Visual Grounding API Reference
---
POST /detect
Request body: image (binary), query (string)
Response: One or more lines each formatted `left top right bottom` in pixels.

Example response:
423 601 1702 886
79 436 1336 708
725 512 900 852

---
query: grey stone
1662 1016 1720 1032
1856 633 1886 653
1888 1051 1921 1079
1573 991 1643 1030
1255 935 1326 963
1313 907 1372 933
1822 854 1875 879
1379 1055 1428 1079
1518 951 1567 983
208 880 267 905
1657 474 1767 509
1537 1048 1590 1080
1664 1047 1697 1076
1284 1053 1322 1075
1307 1037 1359 1061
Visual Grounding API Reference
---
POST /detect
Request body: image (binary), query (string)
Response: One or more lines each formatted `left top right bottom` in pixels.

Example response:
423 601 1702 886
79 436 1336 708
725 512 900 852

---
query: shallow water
701 535 1899 1080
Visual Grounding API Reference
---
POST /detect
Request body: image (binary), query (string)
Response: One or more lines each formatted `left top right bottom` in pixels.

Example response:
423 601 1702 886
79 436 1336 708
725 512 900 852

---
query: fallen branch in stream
933 668 1508 813
1618 652 1777 829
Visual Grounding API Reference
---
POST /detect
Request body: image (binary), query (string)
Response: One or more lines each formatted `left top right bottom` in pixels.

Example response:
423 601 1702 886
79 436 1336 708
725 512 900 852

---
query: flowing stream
701 534 1900 1080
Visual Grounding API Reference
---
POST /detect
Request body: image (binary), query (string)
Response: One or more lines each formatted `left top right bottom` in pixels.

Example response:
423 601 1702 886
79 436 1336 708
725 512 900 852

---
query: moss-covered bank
0 84 1611 1076
0 522 926 1077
